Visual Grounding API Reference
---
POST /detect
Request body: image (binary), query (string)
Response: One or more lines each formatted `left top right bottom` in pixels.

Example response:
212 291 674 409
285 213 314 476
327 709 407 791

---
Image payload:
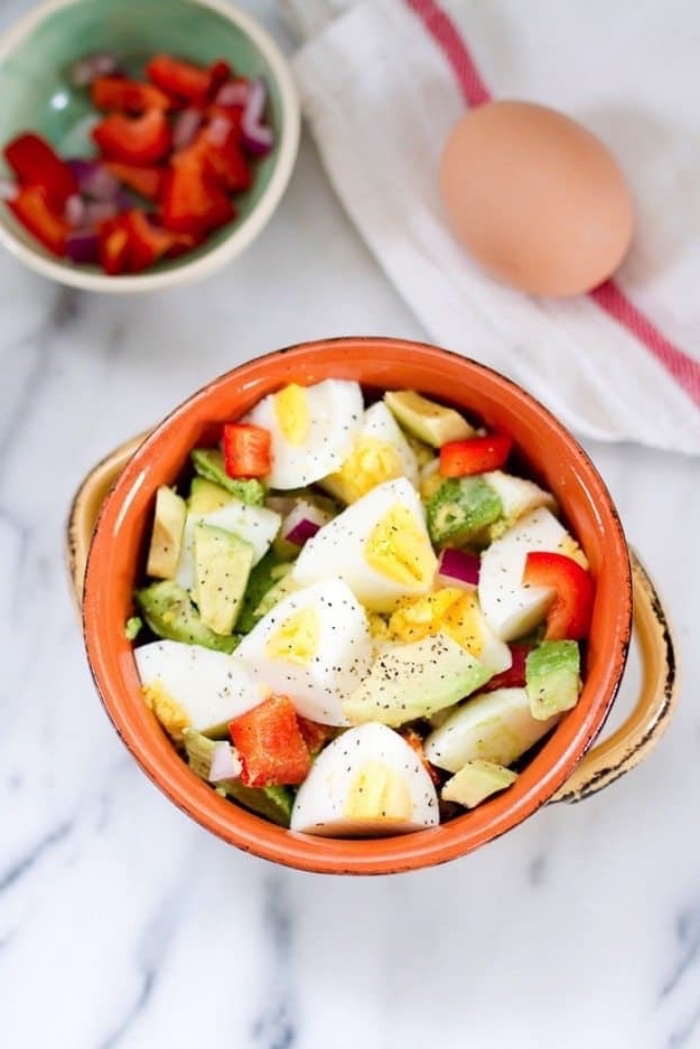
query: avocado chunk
135 579 240 653
146 485 187 579
193 523 254 635
183 731 293 827
425 476 503 547
385 390 475 447
191 448 266 506
441 759 518 808
188 476 235 514
342 631 492 727
235 550 294 634
526 639 582 720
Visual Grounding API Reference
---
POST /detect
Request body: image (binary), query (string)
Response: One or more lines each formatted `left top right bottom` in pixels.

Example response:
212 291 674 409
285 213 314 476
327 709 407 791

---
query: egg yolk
344 760 412 821
142 683 190 741
388 587 485 658
265 608 320 666
274 383 310 446
365 504 437 586
327 437 404 503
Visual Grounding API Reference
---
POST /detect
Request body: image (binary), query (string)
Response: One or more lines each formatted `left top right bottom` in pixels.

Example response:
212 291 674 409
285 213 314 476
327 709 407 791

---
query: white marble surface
1 3 700 1047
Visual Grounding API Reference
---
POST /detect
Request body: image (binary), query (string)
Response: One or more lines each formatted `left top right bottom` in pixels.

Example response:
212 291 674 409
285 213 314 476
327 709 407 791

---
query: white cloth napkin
280 0 700 455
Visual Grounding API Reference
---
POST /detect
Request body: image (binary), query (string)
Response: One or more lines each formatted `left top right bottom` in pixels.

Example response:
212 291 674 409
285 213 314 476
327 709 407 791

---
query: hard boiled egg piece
292 477 438 612
233 577 373 725
175 500 281 593
478 507 575 641
135 640 265 740
243 379 364 489
290 723 439 836
320 400 419 503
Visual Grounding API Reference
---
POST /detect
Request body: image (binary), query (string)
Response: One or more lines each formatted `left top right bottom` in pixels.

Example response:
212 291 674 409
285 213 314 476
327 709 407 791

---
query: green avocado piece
442 759 518 808
425 476 503 547
526 639 582 721
342 631 492 727
183 731 293 827
188 477 235 514
191 448 266 506
193 523 255 635
235 550 293 634
384 390 475 447
135 580 240 653
145 485 187 580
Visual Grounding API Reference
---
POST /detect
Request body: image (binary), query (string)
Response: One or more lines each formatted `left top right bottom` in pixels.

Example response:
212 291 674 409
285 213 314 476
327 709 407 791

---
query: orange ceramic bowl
82 337 632 874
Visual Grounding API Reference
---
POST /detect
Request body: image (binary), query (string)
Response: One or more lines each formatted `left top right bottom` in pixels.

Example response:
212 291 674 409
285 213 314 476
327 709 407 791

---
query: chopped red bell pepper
208 60 233 96
229 694 311 787
222 422 272 479
523 551 594 641
160 146 234 235
91 77 171 113
3 132 77 208
98 215 132 275
8 184 69 256
146 54 215 106
92 108 172 165
482 643 531 692
439 431 513 477
195 125 252 193
104 161 166 200
296 717 335 756
98 209 196 275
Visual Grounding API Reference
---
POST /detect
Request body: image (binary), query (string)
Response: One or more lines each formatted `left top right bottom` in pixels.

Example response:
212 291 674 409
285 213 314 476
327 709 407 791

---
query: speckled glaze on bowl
0 0 299 291
82 338 634 874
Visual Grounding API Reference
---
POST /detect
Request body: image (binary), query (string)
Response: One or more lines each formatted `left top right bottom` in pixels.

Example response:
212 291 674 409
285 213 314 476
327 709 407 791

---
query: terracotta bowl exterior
82 338 632 874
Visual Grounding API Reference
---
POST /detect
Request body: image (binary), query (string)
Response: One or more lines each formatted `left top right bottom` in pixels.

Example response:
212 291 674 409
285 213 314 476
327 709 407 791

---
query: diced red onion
281 500 331 547
66 229 100 264
66 158 121 201
172 108 203 151
241 77 274 156
0 177 17 201
436 547 481 589
215 79 250 107
84 199 120 225
208 741 242 783
64 193 86 228
69 51 118 87
207 114 234 148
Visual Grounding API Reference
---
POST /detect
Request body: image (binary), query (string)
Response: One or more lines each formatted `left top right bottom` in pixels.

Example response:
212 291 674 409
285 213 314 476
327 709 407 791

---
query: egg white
233 577 373 725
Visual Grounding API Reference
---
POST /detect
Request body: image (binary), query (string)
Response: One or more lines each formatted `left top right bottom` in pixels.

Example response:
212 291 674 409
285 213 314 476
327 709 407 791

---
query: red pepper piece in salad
439 431 513 477
229 694 312 787
8 184 69 256
98 215 132 274
194 125 252 193
160 145 234 235
3 132 78 209
296 716 336 756
222 422 272 479
146 53 216 106
91 76 172 113
92 108 172 165
523 551 594 640
103 161 166 200
481 643 531 692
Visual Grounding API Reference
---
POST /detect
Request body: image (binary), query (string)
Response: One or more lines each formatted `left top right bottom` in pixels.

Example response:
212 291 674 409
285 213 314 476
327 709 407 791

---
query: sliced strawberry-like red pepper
98 209 196 275
296 717 336 756
146 54 215 106
98 215 132 275
91 77 171 113
92 108 172 165
439 431 513 477
523 551 594 641
222 422 272 479
160 145 234 235
229 694 311 787
8 184 69 256
104 161 166 200
3 132 77 209
195 125 252 193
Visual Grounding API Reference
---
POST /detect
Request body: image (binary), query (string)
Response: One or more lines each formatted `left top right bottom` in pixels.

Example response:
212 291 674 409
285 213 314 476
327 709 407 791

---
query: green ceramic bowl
0 0 300 291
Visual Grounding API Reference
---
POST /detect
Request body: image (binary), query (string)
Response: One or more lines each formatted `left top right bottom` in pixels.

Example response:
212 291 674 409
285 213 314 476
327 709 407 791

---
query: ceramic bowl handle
551 550 678 804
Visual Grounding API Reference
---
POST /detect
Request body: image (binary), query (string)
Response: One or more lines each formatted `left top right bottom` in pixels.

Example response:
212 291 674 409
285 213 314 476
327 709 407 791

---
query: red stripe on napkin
406 0 700 409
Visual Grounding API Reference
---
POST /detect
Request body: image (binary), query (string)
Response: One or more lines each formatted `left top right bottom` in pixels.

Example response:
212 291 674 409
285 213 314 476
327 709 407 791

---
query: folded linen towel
280 0 700 455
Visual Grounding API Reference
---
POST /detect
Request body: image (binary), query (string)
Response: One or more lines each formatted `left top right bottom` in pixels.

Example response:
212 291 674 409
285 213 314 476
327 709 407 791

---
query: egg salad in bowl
128 375 594 839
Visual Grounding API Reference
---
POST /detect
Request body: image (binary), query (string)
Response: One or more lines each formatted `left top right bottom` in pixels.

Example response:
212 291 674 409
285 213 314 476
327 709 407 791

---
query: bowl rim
0 0 301 292
82 337 633 874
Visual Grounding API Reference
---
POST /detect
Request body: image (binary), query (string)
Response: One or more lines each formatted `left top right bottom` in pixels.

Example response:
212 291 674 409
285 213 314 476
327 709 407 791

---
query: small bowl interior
83 339 632 874
0 0 291 281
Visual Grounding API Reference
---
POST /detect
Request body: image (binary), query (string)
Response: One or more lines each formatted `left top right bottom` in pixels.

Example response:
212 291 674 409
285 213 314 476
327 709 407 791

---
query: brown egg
439 100 634 297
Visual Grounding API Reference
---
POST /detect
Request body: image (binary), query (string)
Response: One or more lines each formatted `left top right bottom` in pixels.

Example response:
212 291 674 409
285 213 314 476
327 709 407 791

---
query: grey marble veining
1 3 700 1047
